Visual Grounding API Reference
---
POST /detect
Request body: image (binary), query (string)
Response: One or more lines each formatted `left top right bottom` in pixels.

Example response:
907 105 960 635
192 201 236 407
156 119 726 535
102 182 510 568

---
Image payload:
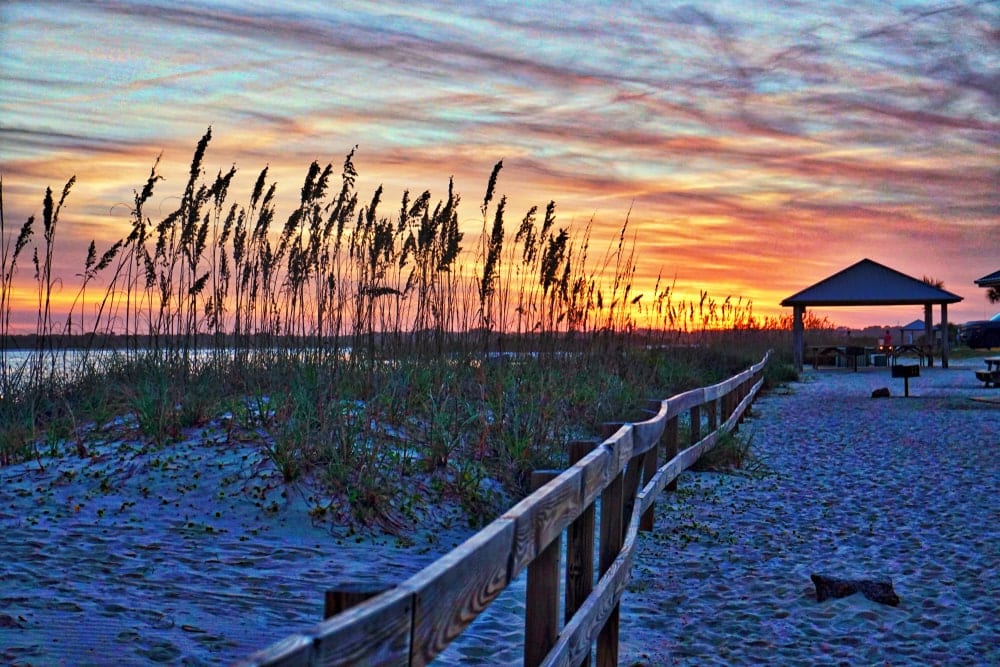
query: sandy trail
615 357 1000 666
433 357 1000 665
2 356 998 665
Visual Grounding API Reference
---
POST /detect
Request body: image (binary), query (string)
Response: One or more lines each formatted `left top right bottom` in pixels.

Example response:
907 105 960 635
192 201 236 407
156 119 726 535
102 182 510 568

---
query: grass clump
0 131 799 533
692 429 770 478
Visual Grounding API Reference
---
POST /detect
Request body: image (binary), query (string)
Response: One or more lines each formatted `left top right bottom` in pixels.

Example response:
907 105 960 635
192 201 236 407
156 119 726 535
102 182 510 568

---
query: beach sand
616 356 1000 666
434 356 1000 666
2 355 998 665
0 415 475 665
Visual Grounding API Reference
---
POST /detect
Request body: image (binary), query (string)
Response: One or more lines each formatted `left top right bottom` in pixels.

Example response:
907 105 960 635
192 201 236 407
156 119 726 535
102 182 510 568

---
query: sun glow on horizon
2 1 997 335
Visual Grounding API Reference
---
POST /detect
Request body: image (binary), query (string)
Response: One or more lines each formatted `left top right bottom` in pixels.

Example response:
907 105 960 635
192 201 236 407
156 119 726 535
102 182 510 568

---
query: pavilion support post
792 305 805 372
924 303 934 366
940 303 950 368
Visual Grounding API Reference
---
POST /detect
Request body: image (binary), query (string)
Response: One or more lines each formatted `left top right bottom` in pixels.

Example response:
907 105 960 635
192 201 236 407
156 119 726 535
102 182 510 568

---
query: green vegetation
1 130 801 531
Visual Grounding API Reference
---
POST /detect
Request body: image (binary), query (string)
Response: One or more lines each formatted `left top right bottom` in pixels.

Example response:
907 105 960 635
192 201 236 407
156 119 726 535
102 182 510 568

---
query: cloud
1 0 997 329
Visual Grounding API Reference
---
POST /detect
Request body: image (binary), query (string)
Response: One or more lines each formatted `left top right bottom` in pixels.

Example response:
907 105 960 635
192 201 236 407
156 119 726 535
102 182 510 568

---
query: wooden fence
236 350 771 667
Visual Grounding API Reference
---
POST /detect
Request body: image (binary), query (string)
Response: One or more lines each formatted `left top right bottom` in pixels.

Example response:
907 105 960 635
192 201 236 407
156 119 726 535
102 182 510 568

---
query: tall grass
0 130 803 527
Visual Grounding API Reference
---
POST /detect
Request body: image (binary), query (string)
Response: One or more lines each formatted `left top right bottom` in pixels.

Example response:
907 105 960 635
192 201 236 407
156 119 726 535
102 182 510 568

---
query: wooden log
706 399 718 431
526 471 563 667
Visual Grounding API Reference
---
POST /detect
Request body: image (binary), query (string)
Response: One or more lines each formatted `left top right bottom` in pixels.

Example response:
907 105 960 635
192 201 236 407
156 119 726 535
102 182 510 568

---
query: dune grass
1 130 808 529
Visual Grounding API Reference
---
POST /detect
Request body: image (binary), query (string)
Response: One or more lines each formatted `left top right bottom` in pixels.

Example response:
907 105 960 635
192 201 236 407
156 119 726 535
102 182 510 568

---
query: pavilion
974 270 1000 291
900 319 926 345
782 259 963 371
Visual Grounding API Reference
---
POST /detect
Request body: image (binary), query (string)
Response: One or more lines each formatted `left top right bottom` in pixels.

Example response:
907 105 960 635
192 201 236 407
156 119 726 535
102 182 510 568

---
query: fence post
665 414 679 492
597 424 625 667
565 440 597 667
706 398 718 432
525 470 562 667
639 402 661 532
689 404 701 445
323 585 386 619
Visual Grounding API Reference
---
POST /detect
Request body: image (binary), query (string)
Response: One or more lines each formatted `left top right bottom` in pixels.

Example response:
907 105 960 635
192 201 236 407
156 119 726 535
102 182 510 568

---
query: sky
1 0 998 332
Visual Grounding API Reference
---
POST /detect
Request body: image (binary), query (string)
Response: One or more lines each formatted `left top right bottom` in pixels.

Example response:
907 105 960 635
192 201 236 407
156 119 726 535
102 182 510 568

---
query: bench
975 369 1000 388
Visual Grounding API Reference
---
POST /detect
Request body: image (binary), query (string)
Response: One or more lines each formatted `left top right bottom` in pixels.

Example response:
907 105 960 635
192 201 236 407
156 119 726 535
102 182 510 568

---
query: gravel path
618 356 1000 666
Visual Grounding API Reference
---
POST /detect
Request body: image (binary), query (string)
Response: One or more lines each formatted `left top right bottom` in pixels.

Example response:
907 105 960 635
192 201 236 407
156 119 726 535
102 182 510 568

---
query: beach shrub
692 429 769 476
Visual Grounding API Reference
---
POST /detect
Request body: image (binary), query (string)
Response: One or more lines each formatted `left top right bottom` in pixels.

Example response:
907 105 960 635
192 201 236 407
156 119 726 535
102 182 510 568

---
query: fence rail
236 350 771 667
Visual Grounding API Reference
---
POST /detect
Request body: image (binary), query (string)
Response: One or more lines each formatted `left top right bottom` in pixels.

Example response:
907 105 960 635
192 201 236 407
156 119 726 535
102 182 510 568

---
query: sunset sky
2 0 997 332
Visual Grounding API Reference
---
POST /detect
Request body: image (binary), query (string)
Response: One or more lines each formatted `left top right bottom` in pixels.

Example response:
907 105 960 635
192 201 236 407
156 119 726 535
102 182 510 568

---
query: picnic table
808 345 870 371
889 344 934 367
975 357 1000 387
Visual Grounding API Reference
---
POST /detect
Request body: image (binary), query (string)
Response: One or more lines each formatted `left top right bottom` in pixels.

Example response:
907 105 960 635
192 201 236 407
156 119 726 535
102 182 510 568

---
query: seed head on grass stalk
479 194 505 337
1 179 36 394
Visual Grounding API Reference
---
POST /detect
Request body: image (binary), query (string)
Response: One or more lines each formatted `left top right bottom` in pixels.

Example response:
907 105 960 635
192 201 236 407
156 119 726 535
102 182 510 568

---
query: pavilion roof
781 258 963 307
974 270 1000 287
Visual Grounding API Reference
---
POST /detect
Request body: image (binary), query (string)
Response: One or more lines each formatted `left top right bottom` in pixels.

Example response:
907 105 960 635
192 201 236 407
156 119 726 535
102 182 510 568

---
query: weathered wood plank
705 399 718 432
639 437 658 532
689 404 701 445
541 518 639 667
526 471 563 667
663 415 679 492
723 377 763 431
578 445 613 509
324 586 387 620
601 423 634 476
631 416 665 456
621 453 644 540
235 633 314 667
637 456 683 517
406 518 516 667
566 441 598 644
597 467 624 666
505 466 583 578
665 387 704 416
311 587 413 667
702 380 726 402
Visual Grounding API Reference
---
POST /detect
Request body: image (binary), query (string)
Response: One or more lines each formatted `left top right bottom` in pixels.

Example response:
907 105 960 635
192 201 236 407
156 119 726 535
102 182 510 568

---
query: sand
435 356 1000 665
0 414 476 665
2 355 998 665
614 356 1000 666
